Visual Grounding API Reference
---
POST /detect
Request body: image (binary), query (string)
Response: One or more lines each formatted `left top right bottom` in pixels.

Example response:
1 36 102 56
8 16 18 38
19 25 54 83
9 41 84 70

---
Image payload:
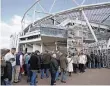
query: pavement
13 68 110 85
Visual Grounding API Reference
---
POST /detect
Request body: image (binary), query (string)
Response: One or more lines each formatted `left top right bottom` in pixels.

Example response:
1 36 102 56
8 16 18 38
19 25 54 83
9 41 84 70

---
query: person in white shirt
78 52 87 73
4 48 16 83
67 55 73 76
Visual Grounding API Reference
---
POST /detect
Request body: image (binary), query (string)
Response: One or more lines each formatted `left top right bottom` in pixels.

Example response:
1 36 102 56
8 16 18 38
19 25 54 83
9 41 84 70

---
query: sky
0 0 110 49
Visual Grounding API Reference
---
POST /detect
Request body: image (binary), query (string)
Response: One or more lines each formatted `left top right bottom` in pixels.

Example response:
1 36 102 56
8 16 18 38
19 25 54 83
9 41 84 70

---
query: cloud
0 15 30 49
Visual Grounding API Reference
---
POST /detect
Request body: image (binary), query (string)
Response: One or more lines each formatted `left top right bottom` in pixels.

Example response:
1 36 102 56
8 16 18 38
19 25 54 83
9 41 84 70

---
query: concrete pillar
41 42 45 53
55 42 58 51
107 38 110 49
22 44 25 53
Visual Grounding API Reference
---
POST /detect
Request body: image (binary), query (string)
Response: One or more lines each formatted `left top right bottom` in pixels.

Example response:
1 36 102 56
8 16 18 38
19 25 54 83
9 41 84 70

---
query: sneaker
54 83 56 85
61 81 66 83
13 81 19 83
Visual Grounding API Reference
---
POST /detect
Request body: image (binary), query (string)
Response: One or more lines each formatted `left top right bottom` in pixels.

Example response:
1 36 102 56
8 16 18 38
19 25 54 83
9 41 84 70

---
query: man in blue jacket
14 51 23 83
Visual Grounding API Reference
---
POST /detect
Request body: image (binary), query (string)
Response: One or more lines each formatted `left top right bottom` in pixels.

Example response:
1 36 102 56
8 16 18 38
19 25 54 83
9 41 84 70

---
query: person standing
59 52 68 83
28 51 41 85
67 55 73 76
73 53 79 73
101 53 105 68
4 48 16 83
78 52 87 73
1 56 6 85
50 53 59 85
86 54 92 68
24 53 31 82
41 51 51 79
40 53 44 79
96 52 101 69
3 61 12 85
90 52 95 68
14 51 23 83
1 49 12 85
55 51 60 81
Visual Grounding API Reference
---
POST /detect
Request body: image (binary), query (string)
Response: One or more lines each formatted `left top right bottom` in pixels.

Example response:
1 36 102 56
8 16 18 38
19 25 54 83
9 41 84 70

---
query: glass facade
40 27 67 38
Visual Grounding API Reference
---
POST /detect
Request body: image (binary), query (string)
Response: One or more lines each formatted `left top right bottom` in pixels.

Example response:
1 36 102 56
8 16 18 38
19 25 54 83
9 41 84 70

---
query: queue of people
1 48 106 85
86 51 107 69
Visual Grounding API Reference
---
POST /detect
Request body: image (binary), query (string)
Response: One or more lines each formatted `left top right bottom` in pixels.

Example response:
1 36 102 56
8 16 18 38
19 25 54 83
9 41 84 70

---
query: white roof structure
31 2 110 27
22 2 110 34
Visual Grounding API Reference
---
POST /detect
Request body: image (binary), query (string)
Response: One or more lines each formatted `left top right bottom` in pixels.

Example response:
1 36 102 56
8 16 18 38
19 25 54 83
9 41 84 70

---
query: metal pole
107 38 110 49
82 10 98 42
21 0 41 23
49 0 57 13
33 5 36 25
21 0 41 34
38 2 47 13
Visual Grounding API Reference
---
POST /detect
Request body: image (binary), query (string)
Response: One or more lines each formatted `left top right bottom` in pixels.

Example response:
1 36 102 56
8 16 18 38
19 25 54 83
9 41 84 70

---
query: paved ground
14 68 110 85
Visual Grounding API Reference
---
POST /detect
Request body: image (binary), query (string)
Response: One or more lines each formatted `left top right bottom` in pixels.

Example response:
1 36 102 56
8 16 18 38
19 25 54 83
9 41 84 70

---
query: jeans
50 72 56 85
14 65 20 82
12 66 15 82
30 71 37 85
41 69 49 79
73 64 78 73
41 69 44 79
4 78 11 85
1 76 5 85
61 71 67 81
18 72 22 81
91 62 95 68
26 64 31 82
87 62 91 68
55 71 59 80
96 63 101 68
101 62 105 68
26 64 30 77
79 64 85 72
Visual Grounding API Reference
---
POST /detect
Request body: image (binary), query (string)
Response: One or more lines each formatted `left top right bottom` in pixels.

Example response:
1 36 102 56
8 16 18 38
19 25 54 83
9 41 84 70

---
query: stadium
2 0 110 85
11 1 109 53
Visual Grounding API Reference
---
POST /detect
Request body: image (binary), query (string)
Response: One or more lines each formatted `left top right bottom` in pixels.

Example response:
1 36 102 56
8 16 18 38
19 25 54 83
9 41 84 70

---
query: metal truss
21 0 110 37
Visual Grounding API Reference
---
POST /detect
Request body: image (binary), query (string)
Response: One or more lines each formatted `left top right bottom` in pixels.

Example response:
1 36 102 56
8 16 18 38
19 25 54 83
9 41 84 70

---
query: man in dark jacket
86 54 92 68
50 53 59 85
59 52 68 83
28 51 41 85
95 53 101 68
1 59 6 85
40 53 45 79
3 61 12 85
14 51 23 83
90 52 95 68
41 51 51 79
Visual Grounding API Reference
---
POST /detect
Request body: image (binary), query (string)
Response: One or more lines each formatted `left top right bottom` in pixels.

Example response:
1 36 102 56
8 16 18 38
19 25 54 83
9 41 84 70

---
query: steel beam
82 10 98 42
49 0 57 13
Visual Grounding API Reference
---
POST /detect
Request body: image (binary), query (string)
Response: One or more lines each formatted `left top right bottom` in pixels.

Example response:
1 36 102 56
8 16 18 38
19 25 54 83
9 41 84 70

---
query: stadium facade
10 2 110 54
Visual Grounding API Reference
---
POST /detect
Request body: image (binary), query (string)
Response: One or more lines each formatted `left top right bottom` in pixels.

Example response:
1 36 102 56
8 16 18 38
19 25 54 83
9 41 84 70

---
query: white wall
27 46 33 52
33 44 41 52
